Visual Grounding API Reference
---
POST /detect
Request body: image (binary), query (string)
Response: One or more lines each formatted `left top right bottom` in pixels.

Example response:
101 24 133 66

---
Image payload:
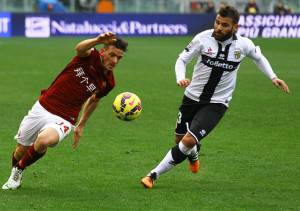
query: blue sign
238 14 300 38
0 12 11 37
9 13 300 38
12 13 215 37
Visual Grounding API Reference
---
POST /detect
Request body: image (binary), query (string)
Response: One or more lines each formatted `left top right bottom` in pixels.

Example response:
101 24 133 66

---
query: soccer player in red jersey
2 32 128 190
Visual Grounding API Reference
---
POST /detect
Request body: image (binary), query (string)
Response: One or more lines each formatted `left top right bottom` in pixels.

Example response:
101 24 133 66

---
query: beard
212 30 234 42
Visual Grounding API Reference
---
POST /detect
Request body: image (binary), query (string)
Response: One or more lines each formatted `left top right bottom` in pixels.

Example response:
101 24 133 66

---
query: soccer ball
112 92 142 121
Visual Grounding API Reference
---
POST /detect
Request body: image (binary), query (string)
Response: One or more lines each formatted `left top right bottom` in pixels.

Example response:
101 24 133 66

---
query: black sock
171 144 187 164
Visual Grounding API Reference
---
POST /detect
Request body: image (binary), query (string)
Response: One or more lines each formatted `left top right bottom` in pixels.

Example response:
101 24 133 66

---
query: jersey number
177 111 182 124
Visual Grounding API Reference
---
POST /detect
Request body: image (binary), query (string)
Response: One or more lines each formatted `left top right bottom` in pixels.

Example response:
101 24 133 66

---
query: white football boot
2 167 23 190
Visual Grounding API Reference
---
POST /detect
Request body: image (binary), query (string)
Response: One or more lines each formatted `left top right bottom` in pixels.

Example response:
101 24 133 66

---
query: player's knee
181 133 197 148
36 136 58 148
36 129 59 148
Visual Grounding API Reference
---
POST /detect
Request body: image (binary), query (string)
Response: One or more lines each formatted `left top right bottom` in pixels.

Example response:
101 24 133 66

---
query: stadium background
0 0 299 210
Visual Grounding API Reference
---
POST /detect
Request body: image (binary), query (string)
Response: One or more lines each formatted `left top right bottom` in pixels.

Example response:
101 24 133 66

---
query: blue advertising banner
11 13 215 37
238 14 300 38
8 13 300 38
0 12 11 37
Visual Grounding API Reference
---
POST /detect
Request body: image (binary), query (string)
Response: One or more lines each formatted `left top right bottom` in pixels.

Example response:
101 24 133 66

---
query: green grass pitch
0 37 299 210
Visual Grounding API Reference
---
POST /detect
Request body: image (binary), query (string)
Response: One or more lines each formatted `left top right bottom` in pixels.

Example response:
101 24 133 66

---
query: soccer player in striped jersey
141 6 289 189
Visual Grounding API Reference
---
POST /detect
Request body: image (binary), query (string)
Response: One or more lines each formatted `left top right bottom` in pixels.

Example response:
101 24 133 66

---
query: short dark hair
218 6 240 24
106 37 128 52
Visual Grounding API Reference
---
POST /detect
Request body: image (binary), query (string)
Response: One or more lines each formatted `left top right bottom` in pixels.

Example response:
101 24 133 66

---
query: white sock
148 150 173 179
148 142 192 179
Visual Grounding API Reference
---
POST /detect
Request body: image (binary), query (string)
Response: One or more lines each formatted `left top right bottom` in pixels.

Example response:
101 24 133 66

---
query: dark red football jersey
39 49 115 125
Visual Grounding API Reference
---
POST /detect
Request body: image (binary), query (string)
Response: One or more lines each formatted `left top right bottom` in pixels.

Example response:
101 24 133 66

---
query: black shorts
175 95 227 142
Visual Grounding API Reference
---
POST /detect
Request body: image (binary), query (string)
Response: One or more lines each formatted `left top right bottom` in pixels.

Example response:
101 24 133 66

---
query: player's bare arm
272 77 290 93
73 94 100 149
75 32 117 57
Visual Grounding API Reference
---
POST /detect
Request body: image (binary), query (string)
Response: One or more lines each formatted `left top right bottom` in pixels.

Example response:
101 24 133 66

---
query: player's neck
216 34 232 42
99 56 108 74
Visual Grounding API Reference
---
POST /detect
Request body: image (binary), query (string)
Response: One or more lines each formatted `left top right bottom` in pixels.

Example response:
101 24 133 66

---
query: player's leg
189 103 227 142
2 128 60 190
141 132 196 189
12 144 29 167
175 134 200 173
1 144 28 190
141 103 227 188
186 103 227 173
141 96 199 188
2 102 45 190
8 122 70 190
175 135 183 144
17 118 72 171
16 127 60 170
2 102 72 190
174 97 201 173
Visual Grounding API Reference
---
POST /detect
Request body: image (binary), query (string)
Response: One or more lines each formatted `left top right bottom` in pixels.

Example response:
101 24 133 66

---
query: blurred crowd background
0 0 299 14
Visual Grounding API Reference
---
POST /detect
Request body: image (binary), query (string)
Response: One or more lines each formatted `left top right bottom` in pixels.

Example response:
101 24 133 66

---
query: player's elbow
74 43 82 52
176 57 186 64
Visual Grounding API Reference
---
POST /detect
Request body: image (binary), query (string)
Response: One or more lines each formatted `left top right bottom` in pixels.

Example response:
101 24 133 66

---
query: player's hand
96 32 117 45
272 78 290 94
73 125 84 149
177 79 190 88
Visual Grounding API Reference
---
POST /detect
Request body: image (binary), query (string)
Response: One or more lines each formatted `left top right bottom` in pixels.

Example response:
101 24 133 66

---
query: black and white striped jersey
175 29 277 107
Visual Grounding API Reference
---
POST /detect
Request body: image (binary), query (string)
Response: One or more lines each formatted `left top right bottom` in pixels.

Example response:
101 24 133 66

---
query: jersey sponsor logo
73 67 97 93
201 55 240 72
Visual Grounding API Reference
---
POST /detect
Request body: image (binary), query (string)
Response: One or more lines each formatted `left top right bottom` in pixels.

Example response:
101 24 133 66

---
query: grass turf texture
0 37 299 210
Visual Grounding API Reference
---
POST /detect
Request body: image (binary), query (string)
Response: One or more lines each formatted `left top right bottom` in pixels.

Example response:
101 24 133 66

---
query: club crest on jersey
234 50 241 59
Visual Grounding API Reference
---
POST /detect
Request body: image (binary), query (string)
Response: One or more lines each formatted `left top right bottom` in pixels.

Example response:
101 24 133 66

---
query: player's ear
99 48 105 55
233 23 238 33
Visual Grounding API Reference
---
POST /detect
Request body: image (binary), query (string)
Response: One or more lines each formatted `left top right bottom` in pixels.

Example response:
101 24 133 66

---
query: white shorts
15 101 74 146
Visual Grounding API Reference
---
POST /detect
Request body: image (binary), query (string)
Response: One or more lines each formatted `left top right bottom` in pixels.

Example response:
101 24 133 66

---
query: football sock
188 145 199 162
12 152 18 167
149 150 173 179
17 144 46 170
149 141 192 179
